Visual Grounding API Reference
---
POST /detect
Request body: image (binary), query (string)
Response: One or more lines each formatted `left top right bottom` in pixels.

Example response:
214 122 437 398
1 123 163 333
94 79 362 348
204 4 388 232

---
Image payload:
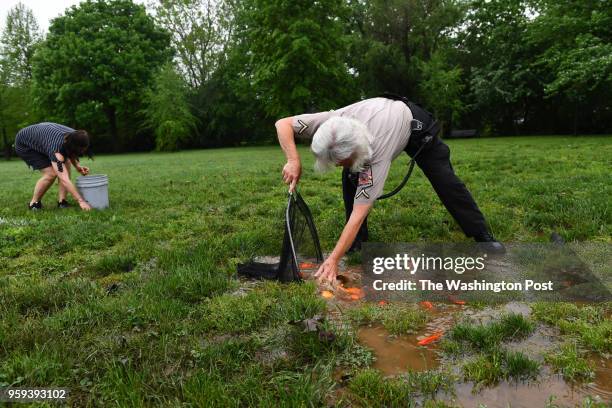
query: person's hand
314 257 339 283
79 199 92 211
282 160 301 192
78 166 90 176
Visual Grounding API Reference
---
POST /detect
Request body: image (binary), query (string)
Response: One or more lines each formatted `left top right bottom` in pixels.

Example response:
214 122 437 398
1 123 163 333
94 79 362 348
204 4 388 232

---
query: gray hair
310 116 372 173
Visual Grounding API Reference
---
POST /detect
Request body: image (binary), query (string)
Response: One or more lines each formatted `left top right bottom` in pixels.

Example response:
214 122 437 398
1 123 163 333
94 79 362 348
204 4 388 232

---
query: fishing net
237 190 323 282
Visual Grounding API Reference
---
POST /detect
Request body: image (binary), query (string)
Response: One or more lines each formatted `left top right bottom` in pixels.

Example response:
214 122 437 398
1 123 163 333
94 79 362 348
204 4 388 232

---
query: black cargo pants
342 102 489 242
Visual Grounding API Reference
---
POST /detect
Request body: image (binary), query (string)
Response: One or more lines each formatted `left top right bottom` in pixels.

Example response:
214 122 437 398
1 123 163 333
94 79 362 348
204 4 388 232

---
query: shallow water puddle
445 375 609 408
358 326 440 375
586 354 612 401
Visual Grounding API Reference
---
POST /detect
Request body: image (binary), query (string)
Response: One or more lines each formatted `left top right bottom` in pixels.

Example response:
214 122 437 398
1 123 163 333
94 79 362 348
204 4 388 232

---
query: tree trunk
105 106 120 151
2 127 10 160
573 100 578 136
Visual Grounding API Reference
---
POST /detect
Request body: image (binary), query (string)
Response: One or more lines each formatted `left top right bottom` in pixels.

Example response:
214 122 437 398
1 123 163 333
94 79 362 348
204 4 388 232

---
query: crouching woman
15 122 93 211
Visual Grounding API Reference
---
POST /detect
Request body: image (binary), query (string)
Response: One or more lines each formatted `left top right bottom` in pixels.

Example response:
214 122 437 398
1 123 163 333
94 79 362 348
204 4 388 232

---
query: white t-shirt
292 97 413 205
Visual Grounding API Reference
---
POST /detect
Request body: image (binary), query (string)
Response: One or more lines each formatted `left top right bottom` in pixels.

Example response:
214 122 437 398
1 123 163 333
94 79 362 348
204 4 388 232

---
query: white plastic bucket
76 174 109 209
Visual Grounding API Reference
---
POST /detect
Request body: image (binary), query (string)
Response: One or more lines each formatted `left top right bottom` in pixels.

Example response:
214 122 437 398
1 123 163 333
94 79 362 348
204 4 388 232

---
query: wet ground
355 310 611 407
357 326 440 375
252 257 611 406
314 267 612 408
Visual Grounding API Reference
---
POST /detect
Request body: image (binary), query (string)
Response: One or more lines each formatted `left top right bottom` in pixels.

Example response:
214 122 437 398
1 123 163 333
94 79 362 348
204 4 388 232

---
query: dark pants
342 134 489 242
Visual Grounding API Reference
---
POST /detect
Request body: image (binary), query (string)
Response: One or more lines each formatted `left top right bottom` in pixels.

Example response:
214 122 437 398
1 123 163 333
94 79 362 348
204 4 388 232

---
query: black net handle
293 191 324 262
286 191 324 263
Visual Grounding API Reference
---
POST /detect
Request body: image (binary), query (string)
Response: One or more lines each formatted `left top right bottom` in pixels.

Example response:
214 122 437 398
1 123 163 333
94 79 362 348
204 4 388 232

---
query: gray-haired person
15 122 93 211
275 95 504 283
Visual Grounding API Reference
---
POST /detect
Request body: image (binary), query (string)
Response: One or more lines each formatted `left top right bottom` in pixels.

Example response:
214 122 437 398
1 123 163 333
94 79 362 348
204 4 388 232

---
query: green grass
532 302 611 353
448 313 535 352
347 302 429 334
443 314 540 387
544 343 595 382
463 350 540 386
0 136 610 404
347 368 456 407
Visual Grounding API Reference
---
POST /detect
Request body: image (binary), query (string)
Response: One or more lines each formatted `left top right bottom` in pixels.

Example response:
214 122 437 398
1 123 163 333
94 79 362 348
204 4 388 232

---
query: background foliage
0 0 610 155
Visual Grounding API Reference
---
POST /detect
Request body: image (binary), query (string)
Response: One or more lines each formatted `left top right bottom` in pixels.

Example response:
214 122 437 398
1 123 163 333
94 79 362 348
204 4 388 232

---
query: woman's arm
314 203 372 282
69 158 89 175
275 117 301 192
53 153 91 210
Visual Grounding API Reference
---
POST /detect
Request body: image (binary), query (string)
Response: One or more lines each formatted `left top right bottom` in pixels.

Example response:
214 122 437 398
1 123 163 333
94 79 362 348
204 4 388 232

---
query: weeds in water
544 343 594 382
463 349 539 386
449 313 534 352
498 313 535 339
504 350 540 380
532 302 611 353
463 352 504 386
347 303 428 335
348 368 455 407
348 369 415 407
400 370 456 397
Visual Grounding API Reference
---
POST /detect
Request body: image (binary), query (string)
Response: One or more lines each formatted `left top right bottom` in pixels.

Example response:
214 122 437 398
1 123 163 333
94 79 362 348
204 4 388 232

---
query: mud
253 256 611 406
444 375 608 408
358 304 611 406
358 326 440 375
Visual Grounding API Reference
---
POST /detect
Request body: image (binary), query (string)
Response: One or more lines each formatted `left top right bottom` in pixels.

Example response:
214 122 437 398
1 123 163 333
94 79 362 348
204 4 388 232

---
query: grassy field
0 136 610 406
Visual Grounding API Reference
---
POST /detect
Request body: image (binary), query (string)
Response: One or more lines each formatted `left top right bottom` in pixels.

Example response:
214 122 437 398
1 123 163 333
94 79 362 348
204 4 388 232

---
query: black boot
473 232 506 254
28 201 43 211
58 199 70 209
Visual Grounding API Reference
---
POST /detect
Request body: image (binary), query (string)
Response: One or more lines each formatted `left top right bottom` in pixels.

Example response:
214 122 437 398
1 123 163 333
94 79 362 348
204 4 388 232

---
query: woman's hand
78 199 92 211
282 160 301 192
77 166 90 176
314 257 339 283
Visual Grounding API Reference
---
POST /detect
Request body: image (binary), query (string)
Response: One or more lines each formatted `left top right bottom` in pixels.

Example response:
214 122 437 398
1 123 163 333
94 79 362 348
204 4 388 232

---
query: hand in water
314 258 339 283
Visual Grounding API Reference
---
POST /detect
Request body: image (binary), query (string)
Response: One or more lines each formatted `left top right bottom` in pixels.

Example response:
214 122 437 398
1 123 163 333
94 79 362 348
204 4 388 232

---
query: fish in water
417 332 443 346
419 301 434 310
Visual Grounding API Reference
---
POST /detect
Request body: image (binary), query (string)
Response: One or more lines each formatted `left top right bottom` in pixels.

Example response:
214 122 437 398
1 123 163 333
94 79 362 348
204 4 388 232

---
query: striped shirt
15 122 75 161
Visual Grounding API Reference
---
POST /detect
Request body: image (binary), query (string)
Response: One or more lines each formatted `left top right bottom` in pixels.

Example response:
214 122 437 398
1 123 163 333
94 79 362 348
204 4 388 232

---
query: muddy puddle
251 257 611 405
355 304 610 406
358 326 440 375
444 376 607 408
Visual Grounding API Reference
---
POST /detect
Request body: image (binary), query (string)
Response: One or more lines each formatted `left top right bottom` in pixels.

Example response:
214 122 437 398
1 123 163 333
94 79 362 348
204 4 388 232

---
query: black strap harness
376 93 439 200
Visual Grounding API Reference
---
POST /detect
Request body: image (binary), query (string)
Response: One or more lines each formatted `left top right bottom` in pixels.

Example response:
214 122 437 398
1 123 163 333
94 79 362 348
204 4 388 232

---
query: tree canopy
0 0 607 157
32 0 172 150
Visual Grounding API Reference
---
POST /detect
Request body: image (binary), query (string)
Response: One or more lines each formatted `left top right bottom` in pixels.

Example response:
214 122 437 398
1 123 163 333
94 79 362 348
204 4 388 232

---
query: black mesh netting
237 191 323 282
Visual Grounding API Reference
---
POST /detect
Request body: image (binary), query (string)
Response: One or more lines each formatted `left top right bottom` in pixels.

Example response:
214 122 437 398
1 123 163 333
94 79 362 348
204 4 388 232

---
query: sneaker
58 199 70 209
28 201 43 211
474 232 506 254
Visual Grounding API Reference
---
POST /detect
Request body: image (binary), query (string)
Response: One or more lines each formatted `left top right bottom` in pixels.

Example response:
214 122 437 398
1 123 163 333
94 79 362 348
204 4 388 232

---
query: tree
0 2 42 159
417 51 465 134
0 2 42 85
32 0 172 150
347 0 464 99
458 0 539 134
142 64 198 151
528 0 612 134
232 0 356 119
153 0 233 89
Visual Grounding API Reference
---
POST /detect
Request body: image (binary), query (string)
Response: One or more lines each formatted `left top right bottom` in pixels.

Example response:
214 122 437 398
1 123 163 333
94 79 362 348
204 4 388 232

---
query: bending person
275 95 505 283
15 122 92 211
